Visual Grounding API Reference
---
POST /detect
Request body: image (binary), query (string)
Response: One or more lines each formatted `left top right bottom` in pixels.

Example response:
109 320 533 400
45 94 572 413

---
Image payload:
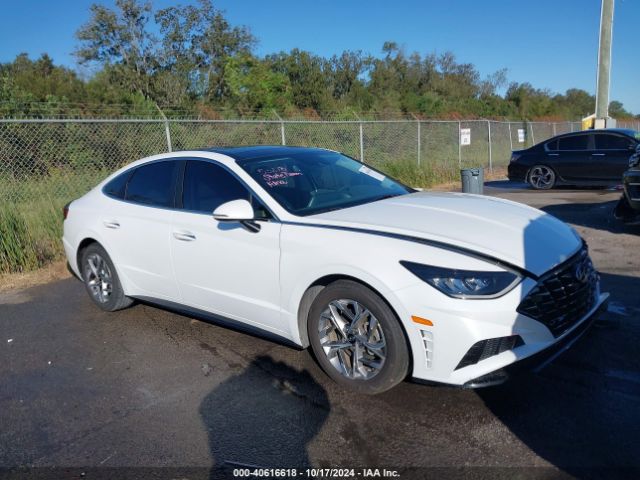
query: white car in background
62 146 609 394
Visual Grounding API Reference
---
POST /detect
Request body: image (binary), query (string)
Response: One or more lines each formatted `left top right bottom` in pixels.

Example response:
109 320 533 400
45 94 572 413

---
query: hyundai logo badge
575 258 592 283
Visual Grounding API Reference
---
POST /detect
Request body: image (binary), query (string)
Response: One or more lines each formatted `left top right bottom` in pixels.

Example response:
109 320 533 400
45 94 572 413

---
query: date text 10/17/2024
232 468 401 478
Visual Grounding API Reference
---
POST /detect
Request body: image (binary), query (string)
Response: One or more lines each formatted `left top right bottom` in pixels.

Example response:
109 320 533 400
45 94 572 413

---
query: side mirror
213 199 255 221
213 199 261 233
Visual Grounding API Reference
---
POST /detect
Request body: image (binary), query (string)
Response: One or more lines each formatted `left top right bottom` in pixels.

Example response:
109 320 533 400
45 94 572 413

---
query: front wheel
528 165 556 190
307 280 409 394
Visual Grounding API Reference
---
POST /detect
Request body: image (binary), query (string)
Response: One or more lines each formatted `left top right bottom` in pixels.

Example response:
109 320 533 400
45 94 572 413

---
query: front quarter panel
279 223 525 384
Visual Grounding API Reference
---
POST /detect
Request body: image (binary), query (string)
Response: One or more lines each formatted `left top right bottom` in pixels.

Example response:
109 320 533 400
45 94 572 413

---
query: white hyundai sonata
63 146 609 394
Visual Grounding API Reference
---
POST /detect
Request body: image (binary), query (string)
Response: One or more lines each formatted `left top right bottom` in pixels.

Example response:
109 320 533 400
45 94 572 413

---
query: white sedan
62 146 609 394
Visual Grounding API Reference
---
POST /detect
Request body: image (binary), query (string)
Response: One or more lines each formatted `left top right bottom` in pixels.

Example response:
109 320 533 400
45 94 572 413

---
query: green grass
0 170 108 274
375 158 463 188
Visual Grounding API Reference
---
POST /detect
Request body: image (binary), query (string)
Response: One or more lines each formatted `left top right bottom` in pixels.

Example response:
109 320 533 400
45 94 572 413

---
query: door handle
103 220 120 229
173 230 196 242
547 153 559 156
591 153 606 156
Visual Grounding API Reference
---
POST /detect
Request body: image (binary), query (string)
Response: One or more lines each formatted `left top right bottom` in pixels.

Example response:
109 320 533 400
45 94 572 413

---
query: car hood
305 192 582 277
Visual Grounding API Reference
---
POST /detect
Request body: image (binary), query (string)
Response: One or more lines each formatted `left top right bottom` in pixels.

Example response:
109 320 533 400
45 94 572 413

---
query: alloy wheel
84 253 113 303
317 299 387 380
529 166 555 189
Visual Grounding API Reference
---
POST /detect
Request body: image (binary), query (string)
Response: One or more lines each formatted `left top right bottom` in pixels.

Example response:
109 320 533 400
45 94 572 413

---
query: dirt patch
0 260 72 293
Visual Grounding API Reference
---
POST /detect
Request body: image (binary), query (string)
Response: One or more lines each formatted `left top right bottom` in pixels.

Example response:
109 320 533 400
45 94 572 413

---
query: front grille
517 246 599 337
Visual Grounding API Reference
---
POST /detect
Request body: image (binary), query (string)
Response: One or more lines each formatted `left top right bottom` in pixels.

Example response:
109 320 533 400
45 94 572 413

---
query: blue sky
1 0 638 113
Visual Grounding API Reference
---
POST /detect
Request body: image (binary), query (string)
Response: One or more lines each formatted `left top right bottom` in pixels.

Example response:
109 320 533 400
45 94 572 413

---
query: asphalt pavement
1 182 639 479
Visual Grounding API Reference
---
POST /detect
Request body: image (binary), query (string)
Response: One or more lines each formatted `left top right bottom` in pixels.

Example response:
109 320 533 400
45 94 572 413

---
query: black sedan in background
508 128 639 189
614 144 640 223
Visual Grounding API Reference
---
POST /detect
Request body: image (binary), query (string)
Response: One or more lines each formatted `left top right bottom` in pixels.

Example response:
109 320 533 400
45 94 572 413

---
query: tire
80 243 133 312
614 194 640 223
528 165 556 190
307 280 409 394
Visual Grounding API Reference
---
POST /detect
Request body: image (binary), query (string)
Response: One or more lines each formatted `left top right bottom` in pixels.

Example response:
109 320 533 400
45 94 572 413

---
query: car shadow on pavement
477 271 640 478
484 180 530 190
541 200 640 235
199 355 330 479
486 180 620 192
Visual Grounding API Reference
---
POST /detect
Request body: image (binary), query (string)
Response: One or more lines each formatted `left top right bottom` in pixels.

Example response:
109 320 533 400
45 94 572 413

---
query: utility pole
594 0 614 128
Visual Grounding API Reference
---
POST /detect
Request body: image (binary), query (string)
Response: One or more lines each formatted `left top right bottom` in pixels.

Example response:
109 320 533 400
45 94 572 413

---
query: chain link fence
0 118 594 199
1 116 638 273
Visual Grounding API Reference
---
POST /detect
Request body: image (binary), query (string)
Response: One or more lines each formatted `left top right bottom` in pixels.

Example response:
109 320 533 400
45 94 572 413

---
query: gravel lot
1 182 639 479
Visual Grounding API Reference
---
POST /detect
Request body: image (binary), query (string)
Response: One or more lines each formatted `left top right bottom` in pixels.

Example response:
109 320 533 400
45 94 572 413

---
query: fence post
458 121 462 168
552 123 557 136
487 120 492 173
155 105 172 152
352 110 364 162
508 122 513 151
530 122 536 145
273 110 286 145
359 123 364 162
411 113 421 166
164 119 172 152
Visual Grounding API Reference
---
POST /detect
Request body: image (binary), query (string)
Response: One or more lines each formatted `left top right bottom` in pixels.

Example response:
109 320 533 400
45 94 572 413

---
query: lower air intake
455 335 524 370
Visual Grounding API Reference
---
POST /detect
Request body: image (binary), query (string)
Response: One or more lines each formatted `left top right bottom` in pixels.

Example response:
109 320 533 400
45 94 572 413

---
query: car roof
202 145 332 161
601 128 638 137
550 128 637 140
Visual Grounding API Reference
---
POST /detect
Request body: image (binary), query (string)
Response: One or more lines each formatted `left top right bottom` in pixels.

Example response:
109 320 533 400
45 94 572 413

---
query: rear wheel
307 280 409 394
528 165 556 190
80 243 133 312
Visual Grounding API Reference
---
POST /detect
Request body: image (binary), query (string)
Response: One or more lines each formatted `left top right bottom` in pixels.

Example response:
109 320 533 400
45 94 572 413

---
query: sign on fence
517 128 526 143
460 128 471 146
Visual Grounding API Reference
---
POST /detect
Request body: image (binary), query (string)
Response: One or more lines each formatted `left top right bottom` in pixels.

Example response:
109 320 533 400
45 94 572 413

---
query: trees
75 0 157 100
1 0 634 119
223 54 291 111
609 100 632 119
74 0 255 109
0 53 87 117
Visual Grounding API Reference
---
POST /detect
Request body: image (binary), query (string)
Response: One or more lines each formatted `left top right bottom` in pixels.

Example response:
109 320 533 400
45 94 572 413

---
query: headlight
400 261 522 299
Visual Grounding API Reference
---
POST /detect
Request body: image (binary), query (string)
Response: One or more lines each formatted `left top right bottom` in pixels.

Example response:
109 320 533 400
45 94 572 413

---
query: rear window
546 139 558 151
125 161 177 208
558 135 590 150
103 170 131 199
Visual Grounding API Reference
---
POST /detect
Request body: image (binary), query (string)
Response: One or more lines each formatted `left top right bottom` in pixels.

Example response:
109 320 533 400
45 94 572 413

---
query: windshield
238 151 412 216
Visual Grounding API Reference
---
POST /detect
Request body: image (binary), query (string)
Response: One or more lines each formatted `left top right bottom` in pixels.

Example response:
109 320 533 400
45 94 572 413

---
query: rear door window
558 134 590 151
125 161 178 208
